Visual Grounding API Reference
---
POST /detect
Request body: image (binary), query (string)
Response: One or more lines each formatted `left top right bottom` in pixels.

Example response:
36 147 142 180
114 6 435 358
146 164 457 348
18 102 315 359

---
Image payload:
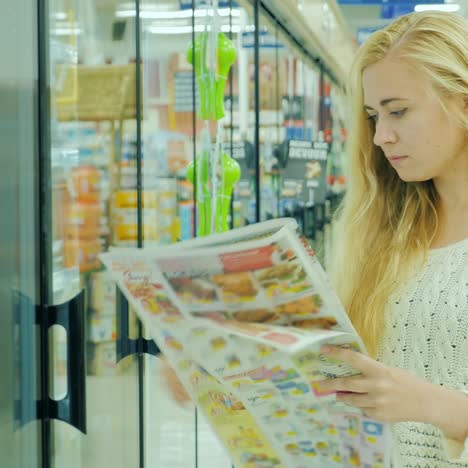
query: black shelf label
282 140 329 206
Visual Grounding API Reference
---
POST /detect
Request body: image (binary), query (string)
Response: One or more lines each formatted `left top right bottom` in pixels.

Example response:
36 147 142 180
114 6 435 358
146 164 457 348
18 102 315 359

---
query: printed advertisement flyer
100 218 391 468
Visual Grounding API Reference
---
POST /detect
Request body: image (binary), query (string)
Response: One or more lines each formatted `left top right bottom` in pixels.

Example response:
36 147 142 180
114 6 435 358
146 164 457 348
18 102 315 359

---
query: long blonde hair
331 11 468 357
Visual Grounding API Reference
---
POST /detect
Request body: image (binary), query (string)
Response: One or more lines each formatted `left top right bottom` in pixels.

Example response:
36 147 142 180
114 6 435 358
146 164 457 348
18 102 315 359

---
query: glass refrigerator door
0 0 43 468
138 1 234 466
0 0 41 467
46 1 140 467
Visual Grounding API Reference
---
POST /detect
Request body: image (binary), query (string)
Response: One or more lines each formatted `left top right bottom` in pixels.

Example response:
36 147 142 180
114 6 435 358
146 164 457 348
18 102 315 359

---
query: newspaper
100 218 391 468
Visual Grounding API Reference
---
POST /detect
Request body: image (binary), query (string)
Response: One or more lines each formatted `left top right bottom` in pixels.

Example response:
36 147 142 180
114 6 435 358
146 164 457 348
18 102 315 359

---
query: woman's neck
431 200 468 249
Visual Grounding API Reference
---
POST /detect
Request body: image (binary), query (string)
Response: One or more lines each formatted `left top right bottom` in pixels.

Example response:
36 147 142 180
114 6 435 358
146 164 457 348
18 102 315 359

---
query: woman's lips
388 155 408 166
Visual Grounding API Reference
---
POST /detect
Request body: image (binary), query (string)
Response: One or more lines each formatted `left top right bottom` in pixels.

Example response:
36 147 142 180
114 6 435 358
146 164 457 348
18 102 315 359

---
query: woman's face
362 57 467 183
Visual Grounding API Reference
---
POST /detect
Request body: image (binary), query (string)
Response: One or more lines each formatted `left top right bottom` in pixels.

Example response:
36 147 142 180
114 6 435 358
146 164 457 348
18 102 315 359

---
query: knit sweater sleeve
441 390 468 464
443 437 468 464
378 239 468 467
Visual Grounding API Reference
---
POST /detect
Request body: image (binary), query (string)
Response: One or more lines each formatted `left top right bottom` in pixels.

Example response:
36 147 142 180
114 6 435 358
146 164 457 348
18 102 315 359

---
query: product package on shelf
88 271 112 309
111 180 179 246
167 52 207 138
87 327 136 376
100 218 392 468
62 164 104 273
86 270 125 376
88 314 116 343
178 201 194 241
87 341 118 376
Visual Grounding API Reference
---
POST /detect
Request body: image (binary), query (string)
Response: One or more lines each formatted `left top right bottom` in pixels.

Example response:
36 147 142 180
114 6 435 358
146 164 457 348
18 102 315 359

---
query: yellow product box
113 190 159 209
113 223 159 242
159 217 181 244
112 208 158 225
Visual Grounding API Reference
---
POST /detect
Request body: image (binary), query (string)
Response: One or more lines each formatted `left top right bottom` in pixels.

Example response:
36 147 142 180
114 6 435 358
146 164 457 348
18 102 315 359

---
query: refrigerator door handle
307 205 317 241
116 289 159 363
47 290 87 434
315 203 325 232
13 289 87 433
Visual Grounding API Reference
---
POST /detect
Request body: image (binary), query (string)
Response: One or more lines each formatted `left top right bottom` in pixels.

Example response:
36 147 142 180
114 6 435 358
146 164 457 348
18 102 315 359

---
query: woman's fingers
336 392 375 409
316 374 369 394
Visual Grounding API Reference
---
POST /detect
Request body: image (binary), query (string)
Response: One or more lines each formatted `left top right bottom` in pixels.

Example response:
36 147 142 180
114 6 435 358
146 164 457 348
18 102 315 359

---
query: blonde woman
319 10 468 467
161 10 467 467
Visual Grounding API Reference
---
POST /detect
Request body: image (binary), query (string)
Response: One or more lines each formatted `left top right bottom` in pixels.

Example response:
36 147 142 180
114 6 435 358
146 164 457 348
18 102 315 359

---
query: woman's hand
317 345 468 441
320 345 468 441
317 345 434 423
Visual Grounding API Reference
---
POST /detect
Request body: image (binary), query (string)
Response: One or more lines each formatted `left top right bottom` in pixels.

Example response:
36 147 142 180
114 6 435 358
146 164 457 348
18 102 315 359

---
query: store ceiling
93 0 467 44
339 4 388 32
338 0 468 37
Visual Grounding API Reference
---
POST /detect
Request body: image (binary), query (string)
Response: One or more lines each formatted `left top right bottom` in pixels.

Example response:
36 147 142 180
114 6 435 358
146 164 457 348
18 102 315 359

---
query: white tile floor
146 357 233 468
52 356 233 468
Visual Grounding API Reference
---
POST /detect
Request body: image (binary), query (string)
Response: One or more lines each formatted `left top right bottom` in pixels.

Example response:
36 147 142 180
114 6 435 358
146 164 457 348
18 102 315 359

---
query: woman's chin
394 170 431 183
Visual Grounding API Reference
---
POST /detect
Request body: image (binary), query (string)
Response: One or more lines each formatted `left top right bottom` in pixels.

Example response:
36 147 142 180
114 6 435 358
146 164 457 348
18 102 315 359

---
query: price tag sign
227 141 254 200
282 140 329 206
241 31 285 49
174 72 198 112
179 0 238 9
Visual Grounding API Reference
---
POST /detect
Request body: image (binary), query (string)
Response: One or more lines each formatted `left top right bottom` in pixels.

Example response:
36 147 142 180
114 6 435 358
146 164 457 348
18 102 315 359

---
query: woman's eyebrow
364 98 409 110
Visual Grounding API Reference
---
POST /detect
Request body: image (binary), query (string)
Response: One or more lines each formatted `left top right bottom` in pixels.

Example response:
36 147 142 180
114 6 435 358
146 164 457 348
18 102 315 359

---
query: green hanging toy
187 30 237 120
186 29 240 236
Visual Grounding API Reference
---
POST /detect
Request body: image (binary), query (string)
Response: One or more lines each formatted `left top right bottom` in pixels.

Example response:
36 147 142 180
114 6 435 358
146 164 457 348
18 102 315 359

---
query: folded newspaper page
100 218 391 468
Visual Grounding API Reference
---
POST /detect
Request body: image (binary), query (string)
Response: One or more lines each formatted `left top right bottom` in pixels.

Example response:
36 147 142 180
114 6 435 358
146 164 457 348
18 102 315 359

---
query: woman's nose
373 120 397 147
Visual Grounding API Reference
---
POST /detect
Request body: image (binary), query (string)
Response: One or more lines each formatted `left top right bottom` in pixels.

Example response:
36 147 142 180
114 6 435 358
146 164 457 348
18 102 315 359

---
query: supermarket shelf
240 0 357 86
301 0 357 78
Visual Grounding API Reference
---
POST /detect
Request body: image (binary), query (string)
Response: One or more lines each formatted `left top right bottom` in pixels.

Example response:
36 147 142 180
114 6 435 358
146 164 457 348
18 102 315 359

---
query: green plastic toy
187 31 237 120
186 147 240 236
186 28 241 236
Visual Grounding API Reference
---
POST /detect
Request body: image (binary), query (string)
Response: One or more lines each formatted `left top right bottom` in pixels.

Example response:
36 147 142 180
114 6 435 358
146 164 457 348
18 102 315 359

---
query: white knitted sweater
378 238 468 467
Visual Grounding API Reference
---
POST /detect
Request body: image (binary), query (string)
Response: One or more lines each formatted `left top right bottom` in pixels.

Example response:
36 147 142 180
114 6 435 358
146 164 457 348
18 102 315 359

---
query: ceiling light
145 25 196 34
414 3 460 11
145 24 241 34
221 25 241 33
116 8 241 19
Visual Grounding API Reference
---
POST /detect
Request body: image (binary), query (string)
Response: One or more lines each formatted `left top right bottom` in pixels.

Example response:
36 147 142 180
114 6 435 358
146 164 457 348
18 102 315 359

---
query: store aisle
147 358 232 468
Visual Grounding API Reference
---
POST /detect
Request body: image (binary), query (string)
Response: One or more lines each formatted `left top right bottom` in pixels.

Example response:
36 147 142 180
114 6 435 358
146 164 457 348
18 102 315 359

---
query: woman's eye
367 114 378 122
390 108 407 117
